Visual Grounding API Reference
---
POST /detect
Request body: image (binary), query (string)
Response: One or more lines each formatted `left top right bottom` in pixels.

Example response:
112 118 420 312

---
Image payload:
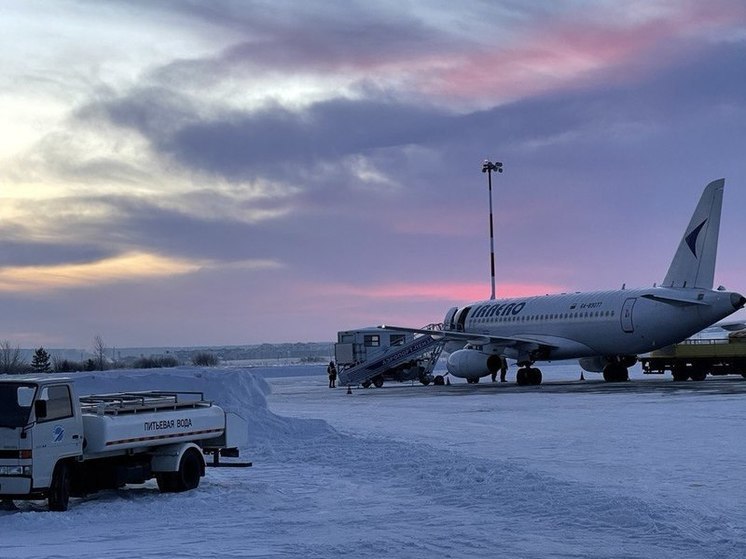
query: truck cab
0 377 83 508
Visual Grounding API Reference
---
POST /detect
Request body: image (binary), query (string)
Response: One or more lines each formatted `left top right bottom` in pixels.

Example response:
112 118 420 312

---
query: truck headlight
0 465 31 476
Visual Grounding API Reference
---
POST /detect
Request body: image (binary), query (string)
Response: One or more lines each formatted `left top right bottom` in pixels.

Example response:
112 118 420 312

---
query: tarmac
345 375 746 398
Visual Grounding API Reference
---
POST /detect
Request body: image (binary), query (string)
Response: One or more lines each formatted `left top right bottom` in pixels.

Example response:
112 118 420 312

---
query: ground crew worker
327 361 337 388
492 356 508 382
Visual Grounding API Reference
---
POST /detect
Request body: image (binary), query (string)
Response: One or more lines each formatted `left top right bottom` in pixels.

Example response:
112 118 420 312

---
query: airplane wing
709 320 746 332
378 325 560 350
715 322 746 332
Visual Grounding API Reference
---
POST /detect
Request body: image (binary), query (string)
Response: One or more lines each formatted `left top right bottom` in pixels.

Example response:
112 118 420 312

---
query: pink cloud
207 1 745 110
411 1 746 104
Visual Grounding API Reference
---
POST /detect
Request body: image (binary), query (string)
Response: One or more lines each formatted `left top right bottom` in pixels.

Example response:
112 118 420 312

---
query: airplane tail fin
662 178 724 289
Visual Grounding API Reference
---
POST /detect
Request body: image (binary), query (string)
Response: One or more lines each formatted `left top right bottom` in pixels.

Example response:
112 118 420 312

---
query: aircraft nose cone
732 292 746 309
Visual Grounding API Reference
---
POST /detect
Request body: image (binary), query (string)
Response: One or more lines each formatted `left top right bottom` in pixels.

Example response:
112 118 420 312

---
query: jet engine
447 349 503 379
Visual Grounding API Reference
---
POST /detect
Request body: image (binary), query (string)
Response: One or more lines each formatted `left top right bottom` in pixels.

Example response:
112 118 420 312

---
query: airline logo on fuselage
472 301 527 318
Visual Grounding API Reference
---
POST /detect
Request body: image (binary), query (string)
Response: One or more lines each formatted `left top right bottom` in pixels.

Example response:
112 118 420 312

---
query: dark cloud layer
91 38 746 187
0 238 113 268
37 37 746 289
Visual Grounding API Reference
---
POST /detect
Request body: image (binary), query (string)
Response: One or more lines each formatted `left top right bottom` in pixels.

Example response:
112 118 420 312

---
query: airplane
382 178 745 385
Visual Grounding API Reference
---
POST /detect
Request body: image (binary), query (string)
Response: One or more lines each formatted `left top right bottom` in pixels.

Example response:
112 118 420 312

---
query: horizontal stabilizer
640 293 708 307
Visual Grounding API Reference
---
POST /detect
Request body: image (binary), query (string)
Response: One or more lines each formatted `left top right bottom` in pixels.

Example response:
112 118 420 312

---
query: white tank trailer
0 377 248 511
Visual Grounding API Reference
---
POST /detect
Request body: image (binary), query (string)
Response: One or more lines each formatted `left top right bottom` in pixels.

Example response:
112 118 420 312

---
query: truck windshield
0 383 36 428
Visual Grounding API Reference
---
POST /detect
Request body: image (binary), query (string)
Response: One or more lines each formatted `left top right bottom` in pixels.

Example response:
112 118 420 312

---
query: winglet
662 179 724 289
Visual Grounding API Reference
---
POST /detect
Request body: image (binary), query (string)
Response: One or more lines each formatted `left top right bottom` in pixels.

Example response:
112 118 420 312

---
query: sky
0 0 745 348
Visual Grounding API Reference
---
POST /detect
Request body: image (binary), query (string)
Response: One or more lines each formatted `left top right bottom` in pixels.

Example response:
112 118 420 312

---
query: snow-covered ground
3 364 746 558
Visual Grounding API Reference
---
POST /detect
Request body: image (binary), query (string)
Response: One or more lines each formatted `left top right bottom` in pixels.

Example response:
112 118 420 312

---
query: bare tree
0 340 26 374
191 352 220 367
93 335 108 371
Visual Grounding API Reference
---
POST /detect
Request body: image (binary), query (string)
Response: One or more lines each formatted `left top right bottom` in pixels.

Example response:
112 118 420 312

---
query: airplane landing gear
603 363 629 382
516 367 542 386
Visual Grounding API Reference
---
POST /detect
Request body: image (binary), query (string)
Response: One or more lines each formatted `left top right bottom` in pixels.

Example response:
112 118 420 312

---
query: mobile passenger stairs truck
0 376 248 511
639 326 746 381
336 325 445 388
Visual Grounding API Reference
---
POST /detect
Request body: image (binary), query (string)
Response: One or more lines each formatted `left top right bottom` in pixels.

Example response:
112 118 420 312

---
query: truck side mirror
34 399 48 420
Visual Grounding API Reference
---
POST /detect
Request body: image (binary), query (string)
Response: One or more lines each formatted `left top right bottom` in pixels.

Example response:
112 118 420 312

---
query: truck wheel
156 473 176 493
671 366 689 382
174 449 202 492
157 449 203 493
49 462 71 511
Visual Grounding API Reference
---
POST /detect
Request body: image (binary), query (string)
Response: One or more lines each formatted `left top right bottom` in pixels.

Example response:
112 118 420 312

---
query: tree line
0 336 222 375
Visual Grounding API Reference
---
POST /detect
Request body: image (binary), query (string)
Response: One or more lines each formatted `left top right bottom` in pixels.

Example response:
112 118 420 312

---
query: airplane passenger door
621 298 636 333
454 306 472 331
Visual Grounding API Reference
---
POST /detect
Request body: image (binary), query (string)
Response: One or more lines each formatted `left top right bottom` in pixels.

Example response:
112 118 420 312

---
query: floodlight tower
481 160 503 300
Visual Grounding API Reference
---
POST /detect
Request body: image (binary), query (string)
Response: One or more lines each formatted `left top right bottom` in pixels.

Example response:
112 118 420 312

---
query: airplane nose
732 292 746 309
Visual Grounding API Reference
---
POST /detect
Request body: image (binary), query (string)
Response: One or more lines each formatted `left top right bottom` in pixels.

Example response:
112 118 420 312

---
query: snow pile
3 367 746 558
69 366 334 448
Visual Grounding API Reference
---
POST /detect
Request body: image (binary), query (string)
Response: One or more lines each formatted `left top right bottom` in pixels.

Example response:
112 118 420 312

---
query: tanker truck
0 376 248 511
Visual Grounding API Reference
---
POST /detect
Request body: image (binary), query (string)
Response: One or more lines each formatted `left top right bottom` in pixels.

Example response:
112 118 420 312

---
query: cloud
0 252 201 292
129 0 746 112
0 249 283 294
92 90 452 182
0 236 113 269
16 34 744 292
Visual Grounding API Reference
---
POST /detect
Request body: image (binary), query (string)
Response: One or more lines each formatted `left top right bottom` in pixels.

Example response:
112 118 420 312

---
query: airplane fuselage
450 287 743 362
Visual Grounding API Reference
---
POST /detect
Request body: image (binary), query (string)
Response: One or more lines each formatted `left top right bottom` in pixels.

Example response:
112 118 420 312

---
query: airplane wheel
433 375 445 385
372 376 384 388
516 369 529 386
529 368 543 385
361 380 372 388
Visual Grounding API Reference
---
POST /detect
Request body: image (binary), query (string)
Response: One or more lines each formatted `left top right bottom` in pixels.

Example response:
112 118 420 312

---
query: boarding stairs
338 324 445 387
